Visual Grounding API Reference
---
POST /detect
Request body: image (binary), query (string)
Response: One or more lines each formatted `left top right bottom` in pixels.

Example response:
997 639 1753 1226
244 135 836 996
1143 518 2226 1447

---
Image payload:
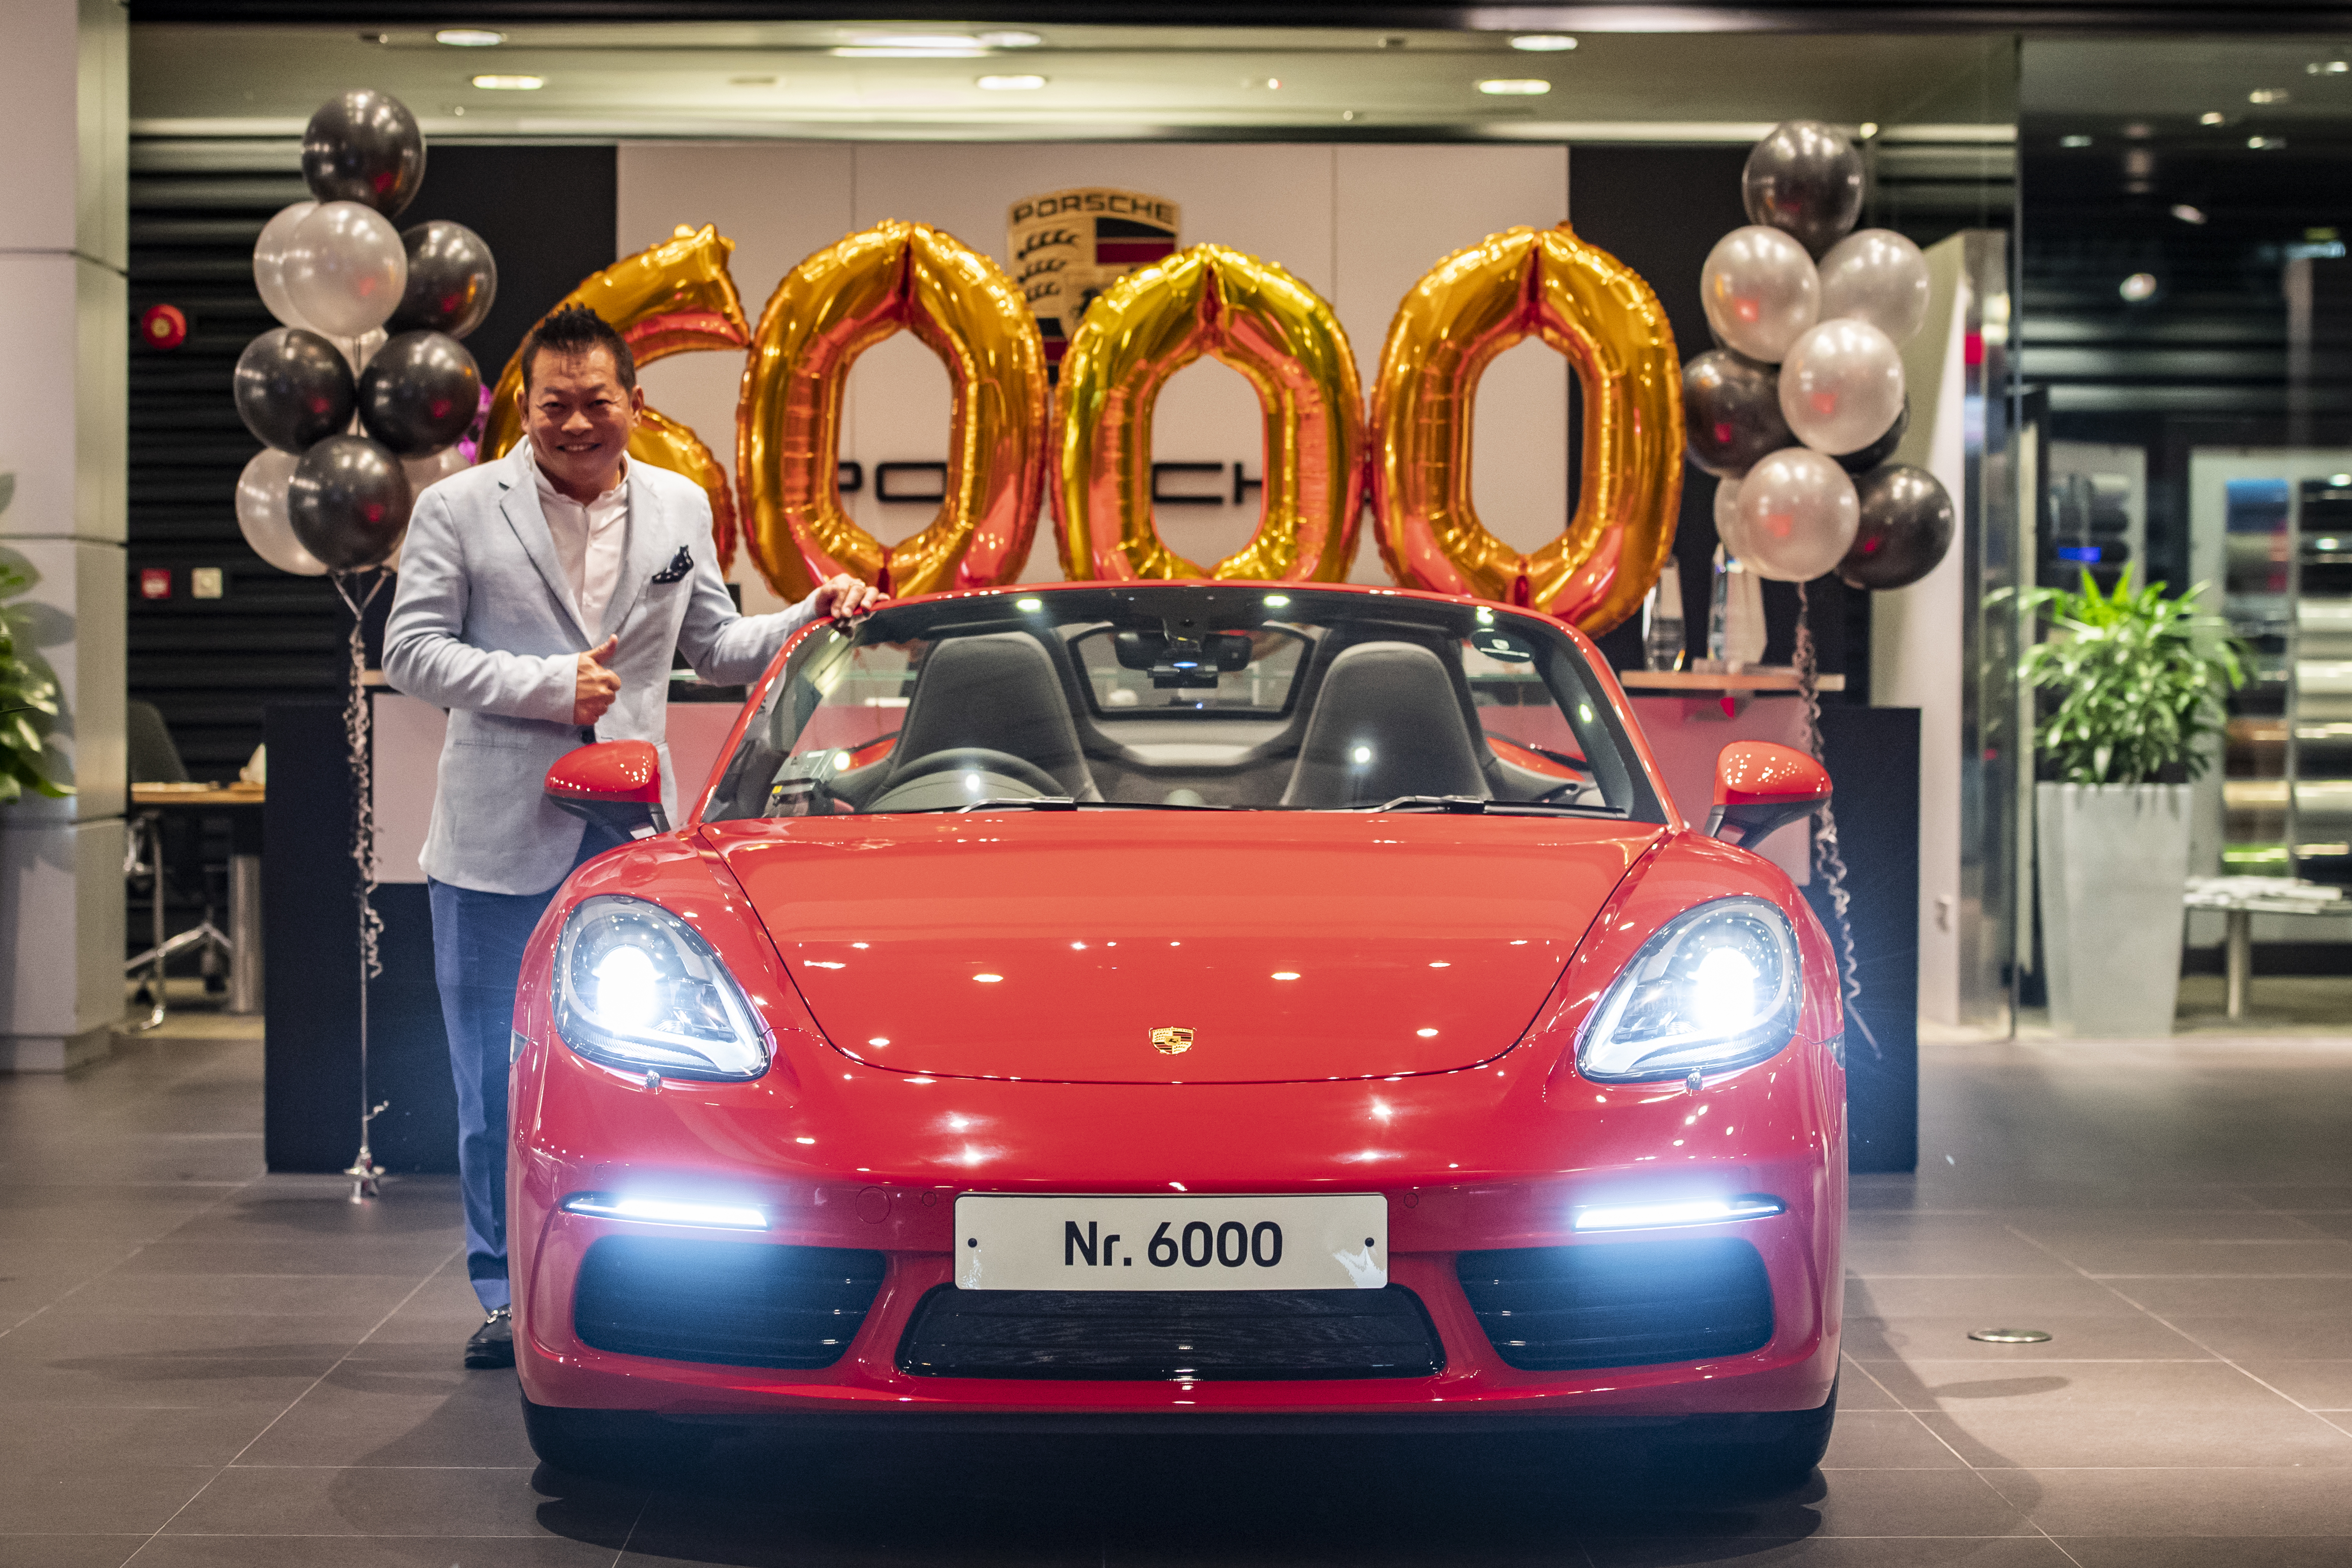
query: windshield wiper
947 797 1229 814
1358 795 1625 817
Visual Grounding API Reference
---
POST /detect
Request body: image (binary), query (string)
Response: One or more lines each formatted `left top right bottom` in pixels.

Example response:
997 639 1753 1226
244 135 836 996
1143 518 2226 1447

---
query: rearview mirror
545 740 670 840
1706 741 1831 847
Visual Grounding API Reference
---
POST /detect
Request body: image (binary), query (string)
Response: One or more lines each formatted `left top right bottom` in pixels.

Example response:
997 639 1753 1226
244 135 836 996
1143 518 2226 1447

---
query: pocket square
650 546 693 585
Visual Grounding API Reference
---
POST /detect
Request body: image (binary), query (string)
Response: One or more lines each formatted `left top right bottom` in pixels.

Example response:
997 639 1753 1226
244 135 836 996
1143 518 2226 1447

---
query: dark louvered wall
126 140 615 780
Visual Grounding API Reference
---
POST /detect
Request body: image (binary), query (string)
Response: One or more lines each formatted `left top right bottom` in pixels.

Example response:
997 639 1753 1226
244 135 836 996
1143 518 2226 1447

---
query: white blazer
383 444 815 894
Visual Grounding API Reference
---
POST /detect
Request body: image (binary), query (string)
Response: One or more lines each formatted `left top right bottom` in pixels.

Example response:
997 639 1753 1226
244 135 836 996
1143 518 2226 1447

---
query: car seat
1279 641 1491 808
868 632 1101 803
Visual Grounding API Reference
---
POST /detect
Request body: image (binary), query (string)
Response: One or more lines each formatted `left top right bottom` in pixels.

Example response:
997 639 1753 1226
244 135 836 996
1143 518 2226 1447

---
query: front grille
898 1286 1444 1380
572 1236 885 1369
1455 1238 1774 1371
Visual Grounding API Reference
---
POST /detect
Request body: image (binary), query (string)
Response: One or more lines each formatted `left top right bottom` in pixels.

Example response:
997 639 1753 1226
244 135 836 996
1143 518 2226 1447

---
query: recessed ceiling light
435 28 505 47
2250 135 2288 149
2311 60 2349 74
471 74 543 90
1510 34 1577 52
2171 203 2208 224
976 74 1046 91
2119 272 2159 302
1857 121 1880 139
2201 111 2228 124
977 29 1043 48
2060 134 2092 148
1478 78 1551 96
2250 87 2291 104
834 34 986 58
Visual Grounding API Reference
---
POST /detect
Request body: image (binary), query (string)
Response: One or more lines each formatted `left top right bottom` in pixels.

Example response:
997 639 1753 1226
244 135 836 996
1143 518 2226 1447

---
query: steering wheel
886 747 1067 797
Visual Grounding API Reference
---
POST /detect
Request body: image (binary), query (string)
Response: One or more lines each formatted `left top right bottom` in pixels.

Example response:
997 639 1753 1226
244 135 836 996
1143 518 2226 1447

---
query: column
0 0 129 1070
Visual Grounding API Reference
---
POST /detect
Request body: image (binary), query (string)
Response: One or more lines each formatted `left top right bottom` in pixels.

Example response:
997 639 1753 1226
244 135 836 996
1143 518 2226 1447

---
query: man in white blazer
384 304 877 1367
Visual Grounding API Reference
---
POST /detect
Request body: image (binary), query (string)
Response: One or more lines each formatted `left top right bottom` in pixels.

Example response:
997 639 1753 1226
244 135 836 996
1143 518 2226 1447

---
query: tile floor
3 1016 2350 1565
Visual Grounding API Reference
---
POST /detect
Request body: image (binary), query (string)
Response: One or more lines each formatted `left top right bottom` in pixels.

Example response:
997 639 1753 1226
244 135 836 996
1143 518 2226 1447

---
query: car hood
702 812 1661 1085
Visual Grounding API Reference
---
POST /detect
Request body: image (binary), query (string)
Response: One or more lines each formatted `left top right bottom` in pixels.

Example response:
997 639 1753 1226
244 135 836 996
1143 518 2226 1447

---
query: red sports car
509 580 1846 1480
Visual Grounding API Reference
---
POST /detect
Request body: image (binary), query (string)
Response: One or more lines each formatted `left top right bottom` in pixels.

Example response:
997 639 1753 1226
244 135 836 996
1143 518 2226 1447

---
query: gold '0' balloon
1054 244 1363 583
1371 223 1682 634
736 220 1047 602
482 225 752 572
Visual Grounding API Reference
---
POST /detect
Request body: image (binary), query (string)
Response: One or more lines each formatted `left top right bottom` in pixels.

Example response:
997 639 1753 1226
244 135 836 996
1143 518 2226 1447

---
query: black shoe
465 1307 514 1369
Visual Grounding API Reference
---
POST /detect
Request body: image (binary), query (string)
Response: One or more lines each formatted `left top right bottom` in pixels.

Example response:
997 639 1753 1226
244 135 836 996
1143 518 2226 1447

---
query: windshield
702 585 1663 821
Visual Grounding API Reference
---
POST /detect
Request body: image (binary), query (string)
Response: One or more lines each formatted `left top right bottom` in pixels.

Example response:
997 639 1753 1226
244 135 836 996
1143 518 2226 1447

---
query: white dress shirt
530 446 629 635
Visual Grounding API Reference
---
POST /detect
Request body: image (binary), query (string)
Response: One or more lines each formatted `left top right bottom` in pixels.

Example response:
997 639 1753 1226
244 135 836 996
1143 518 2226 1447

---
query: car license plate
954 1193 1388 1291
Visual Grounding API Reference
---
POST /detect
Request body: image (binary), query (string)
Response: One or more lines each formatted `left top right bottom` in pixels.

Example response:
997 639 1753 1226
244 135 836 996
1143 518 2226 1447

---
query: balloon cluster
1684 120 1954 591
233 90 496 575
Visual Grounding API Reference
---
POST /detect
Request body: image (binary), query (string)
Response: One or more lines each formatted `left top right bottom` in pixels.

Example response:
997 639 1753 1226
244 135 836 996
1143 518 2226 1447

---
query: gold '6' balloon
482 224 752 571
1371 223 1682 635
736 220 1047 601
1053 244 1363 583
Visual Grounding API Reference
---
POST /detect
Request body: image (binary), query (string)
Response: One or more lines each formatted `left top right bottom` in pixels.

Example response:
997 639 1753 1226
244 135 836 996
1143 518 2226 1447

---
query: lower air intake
899 1286 1443 1380
572 1236 884 1369
1455 1238 1774 1371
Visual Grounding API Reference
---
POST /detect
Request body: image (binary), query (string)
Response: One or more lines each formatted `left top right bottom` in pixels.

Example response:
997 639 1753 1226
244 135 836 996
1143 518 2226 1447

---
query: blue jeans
428 835 613 1312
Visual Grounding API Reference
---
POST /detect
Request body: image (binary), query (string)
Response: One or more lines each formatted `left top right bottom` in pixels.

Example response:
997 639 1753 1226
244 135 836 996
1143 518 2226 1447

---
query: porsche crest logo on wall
1008 188 1180 381
1149 1026 1194 1056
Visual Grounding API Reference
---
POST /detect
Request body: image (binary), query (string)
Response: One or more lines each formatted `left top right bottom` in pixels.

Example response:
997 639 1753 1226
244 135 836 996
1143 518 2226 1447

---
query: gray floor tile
125 1538 628 1567
1845 1275 2144 1321
2112 1277 2352 1316
2059 1540 2352 1566
0 1539 141 1568
1578 1468 2034 1539
1917 1402 2352 1468
2043 1238 2352 1277
0 1403 286 1473
1818 1410 1967 1469
0 1463 219 1535
1840 1315 2214 1363
237 1362 535 1468
2159 1315 2352 1361
159 1464 642 1543
2235 1360 2352 1410
1978 1465 2352 1535
1581 1540 2075 1567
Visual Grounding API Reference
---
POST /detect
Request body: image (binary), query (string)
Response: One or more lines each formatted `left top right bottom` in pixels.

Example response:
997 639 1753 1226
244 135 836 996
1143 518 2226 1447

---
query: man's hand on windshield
810 573 883 622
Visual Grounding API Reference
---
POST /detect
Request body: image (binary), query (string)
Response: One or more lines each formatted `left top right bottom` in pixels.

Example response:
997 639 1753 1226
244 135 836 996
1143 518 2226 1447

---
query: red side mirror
1706 741 1831 847
545 740 669 840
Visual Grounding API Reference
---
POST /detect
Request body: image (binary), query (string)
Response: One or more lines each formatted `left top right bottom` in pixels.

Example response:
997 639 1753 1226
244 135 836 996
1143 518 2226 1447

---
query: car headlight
553 894 770 1080
1576 896 1801 1083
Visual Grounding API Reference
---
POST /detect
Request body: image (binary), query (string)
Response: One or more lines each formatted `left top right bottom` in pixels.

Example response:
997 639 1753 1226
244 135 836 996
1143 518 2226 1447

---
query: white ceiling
130 21 2016 143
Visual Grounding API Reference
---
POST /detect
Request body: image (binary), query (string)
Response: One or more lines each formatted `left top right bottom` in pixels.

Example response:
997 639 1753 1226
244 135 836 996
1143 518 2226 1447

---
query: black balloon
1682 349 1794 479
388 220 498 339
357 331 482 455
233 327 356 453
1838 463 1954 591
301 89 426 218
1833 398 1909 474
288 435 413 570
1743 119 1866 257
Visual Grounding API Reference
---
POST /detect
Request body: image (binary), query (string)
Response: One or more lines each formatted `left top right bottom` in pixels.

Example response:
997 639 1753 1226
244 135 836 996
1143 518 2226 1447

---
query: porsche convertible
510 580 1846 1480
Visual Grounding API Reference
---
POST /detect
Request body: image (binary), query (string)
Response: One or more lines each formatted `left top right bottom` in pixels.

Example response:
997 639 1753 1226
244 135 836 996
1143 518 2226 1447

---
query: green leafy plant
0 553 71 803
2017 567 2246 786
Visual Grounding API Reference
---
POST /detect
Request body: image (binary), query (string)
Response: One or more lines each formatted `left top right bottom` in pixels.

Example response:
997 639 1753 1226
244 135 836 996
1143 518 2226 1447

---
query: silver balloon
1713 475 1754 560
1736 447 1859 583
234 448 329 576
284 201 407 337
1743 119 1866 256
1701 226 1819 365
252 200 319 330
401 445 472 500
1778 318 1905 458
1817 228 1931 344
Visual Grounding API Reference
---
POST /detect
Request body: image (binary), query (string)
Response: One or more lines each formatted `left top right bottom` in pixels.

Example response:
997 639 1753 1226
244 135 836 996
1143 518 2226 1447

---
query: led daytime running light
1573 1194 1786 1232
561 1193 770 1230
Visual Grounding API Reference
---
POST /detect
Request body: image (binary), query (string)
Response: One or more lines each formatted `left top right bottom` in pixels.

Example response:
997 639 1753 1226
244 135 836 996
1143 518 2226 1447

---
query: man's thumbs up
573 634 622 727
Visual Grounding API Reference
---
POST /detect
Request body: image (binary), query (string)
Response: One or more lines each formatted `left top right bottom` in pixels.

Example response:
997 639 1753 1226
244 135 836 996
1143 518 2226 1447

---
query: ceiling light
471 74 543 90
2250 87 2291 104
834 34 986 58
2250 135 2288 149
2119 272 2159 302
2060 134 2092 148
2171 204 2208 225
1510 34 1577 51
435 28 505 47
977 29 1043 48
1478 78 1552 96
2201 111 2228 124
2311 60 2349 74
1857 121 1879 140
977 74 1046 91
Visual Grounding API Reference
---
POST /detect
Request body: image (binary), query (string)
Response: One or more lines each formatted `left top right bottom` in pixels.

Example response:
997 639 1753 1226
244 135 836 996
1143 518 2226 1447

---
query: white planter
2037 782 2191 1037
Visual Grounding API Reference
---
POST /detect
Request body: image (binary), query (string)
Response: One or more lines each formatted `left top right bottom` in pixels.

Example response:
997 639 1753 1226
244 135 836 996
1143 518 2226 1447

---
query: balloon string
332 569 390 1195
1793 584 1878 1059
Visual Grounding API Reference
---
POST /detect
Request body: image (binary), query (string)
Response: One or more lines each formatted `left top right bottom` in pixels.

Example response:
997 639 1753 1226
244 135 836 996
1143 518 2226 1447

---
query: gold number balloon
481 225 752 571
736 220 1047 601
1054 244 1363 582
1370 223 1682 633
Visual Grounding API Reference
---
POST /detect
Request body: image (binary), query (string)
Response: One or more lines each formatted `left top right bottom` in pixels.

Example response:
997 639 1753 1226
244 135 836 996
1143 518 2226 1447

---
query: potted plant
2020 567 2245 1036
